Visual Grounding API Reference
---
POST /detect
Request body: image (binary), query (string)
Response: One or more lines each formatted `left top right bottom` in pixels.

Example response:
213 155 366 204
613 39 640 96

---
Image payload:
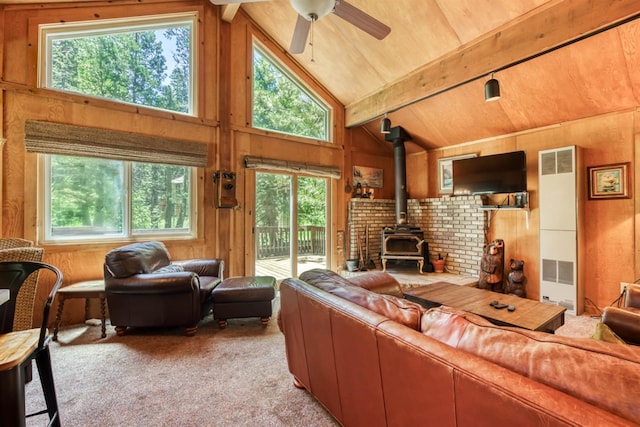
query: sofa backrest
347 271 404 297
627 283 640 308
299 268 352 286
421 305 640 424
104 241 171 279
299 269 424 330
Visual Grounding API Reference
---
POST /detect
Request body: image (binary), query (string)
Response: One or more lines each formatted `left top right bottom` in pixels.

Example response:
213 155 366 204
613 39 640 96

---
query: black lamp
484 73 500 102
380 113 391 134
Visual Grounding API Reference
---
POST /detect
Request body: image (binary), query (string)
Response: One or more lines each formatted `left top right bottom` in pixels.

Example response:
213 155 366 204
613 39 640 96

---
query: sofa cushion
347 272 404 297
153 264 184 274
300 269 354 287
300 269 404 297
421 305 640 424
301 269 424 330
105 241 172 278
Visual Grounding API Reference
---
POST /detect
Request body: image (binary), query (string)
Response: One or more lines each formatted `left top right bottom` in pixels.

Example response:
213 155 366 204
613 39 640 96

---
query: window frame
251 40 333 143
37 12 198 116
39 155 198 244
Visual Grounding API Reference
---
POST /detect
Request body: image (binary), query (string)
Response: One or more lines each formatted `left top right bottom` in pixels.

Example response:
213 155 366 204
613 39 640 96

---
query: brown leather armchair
104 241 223 336
602 283 640 345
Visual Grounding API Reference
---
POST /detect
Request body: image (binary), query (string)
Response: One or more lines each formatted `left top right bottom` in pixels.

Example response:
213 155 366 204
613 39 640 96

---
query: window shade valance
24 120 208 168
244 156 341 179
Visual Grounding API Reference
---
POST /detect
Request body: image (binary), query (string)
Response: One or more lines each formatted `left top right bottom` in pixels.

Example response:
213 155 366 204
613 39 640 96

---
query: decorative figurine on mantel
354 182 363 198
478 239 505 293
506 259 527 298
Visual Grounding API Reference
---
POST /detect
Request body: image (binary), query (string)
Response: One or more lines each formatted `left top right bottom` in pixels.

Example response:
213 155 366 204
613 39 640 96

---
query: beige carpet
26 301 338 427
25 295 600 426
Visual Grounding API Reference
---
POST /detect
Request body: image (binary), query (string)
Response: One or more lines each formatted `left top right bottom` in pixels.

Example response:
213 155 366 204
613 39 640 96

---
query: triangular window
252 43 331 142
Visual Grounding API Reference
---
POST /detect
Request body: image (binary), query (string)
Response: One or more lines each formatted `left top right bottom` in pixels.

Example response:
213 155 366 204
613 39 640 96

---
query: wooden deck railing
256 226 325 259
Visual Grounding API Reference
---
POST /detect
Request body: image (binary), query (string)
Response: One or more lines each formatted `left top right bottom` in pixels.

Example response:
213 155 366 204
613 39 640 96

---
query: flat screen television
452 151 527 195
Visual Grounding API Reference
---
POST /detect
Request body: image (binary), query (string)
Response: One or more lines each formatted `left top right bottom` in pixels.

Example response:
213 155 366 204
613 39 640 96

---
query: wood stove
379 126 433 273
381 226 430 273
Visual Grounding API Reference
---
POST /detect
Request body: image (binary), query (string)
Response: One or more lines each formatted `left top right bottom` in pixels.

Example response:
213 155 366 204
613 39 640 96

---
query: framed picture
588 162 631 200
353 165 383 188
438 154 476 194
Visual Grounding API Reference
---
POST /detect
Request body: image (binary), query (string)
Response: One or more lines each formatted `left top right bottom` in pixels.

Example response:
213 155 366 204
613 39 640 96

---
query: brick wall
348 196 485 276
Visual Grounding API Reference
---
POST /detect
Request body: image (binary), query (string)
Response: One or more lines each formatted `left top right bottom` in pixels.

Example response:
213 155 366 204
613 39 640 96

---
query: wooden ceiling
239 0 640 152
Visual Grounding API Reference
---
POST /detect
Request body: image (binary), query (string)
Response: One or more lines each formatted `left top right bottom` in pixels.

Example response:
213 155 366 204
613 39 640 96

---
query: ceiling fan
288 0 391 54
210 0 391 54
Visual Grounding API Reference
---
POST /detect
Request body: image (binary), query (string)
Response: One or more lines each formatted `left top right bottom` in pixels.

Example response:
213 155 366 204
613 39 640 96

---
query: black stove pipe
385 126 411 225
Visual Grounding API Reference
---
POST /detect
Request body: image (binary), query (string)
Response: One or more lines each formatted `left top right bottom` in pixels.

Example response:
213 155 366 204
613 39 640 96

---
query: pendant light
484 73 501 102
380 113 391 134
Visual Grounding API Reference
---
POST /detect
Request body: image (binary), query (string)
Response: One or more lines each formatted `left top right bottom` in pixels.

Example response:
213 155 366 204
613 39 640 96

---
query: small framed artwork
587 162 631 200
353 165 383 188
438 154 476 194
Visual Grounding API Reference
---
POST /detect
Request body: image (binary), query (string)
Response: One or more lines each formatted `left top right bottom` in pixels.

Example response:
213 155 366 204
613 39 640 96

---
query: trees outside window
252 43 331 141
255 172 328 279
46 156 192 241
39 14 197 242
42 14 194 115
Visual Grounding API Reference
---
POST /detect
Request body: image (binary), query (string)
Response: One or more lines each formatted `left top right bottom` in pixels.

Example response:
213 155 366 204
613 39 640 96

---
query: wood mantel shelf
480 205 530 228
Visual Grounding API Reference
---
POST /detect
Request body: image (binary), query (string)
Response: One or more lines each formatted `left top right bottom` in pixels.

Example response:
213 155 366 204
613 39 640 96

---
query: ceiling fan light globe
290 0 335 21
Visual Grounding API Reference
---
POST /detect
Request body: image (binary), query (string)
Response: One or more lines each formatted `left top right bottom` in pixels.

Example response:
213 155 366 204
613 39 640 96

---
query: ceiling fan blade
333 1 391 40
290 15 311 54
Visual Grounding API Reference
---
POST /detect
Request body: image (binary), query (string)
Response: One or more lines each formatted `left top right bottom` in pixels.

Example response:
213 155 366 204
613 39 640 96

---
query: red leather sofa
279 269 640 426
104 241 223 336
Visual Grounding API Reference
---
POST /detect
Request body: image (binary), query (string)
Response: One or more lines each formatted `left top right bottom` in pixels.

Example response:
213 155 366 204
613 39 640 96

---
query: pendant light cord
310 17 315 62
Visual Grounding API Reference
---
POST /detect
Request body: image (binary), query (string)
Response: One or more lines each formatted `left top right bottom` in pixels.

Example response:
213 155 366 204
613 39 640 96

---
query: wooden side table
53 280 107 340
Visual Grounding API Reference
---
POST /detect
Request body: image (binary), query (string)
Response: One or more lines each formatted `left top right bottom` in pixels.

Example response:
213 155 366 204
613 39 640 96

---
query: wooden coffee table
404 281 566 333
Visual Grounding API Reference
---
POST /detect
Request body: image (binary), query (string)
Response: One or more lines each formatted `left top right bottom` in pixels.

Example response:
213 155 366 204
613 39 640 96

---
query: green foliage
132 163 190 230
255 173 326 227
49 156 190 237
252 47 329 140
50 156 124 232
297 176 326 226
46 21 194 239
256 173 291 227
49 26 191 113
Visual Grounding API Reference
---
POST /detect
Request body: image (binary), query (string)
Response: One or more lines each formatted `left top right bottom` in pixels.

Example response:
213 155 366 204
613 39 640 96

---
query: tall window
37 14 198 242
43 155 194 242
39 13 196 115
252 43 331 141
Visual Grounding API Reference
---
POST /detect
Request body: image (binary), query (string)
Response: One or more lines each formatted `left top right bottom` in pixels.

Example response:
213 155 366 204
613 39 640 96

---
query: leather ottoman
211 276 276 328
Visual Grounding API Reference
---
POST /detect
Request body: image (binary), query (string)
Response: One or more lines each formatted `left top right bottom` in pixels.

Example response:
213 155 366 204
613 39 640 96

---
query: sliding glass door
255 172 328 279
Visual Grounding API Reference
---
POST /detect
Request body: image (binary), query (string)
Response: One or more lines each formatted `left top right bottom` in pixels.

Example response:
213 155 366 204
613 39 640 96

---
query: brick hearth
347 196 486 277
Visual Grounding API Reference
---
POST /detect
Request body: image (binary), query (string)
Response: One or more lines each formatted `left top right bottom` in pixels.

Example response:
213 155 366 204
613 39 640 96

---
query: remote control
489 301 509 309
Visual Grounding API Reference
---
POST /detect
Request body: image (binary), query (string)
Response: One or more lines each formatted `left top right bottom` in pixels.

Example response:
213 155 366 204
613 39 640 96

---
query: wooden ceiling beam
220 3 240 23
345 0 640 127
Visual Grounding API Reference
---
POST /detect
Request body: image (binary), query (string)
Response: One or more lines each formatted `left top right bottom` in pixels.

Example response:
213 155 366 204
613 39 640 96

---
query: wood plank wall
0 1 638 328
427 110 638 314
0 2 351 326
